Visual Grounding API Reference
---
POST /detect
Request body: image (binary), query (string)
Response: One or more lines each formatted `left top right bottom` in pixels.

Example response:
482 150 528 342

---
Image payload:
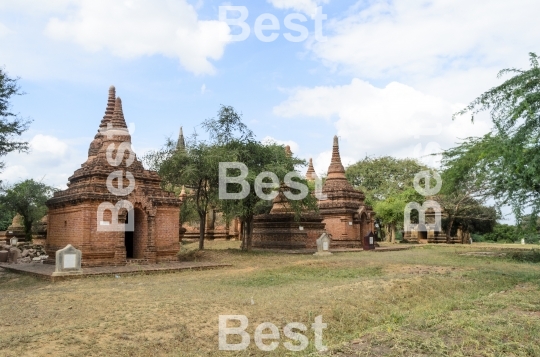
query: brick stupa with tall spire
319 136 375 248
46 86 182 267
305 158 318 181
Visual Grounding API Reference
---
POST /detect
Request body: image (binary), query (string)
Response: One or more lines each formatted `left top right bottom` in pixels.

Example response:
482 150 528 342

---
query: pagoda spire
326 135 346 180
179 185 187 201
99 85 116 130
285 145 292 157
177 126 186 150
306 158 318 181
110 97 129 130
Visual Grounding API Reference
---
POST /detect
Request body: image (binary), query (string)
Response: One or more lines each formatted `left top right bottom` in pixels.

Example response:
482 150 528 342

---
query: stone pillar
145 214 157 263
115 211 128 265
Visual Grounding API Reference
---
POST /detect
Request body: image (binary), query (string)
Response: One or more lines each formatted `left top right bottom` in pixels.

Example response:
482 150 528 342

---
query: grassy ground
1 241 539 357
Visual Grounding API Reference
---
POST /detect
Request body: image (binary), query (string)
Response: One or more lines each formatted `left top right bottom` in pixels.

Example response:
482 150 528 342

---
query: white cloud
262 136 300 154
0 134 84 189
267 0 329 15
30 134 68 157
44 0 231 75
0 22 12 37
274 78 492 164
310 0 540 81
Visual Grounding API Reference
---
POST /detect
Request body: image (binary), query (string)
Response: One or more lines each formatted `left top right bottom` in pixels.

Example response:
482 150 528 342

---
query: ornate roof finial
110 97 128 130
99 85 116 129
179 185 187 201
177 126 186 150
326 135 346 180
285 145 292 157
306 158 318 181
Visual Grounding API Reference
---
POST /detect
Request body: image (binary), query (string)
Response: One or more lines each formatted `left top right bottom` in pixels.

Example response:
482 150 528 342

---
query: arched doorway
125 211 134 259
124 208 147 260
418 223 428 243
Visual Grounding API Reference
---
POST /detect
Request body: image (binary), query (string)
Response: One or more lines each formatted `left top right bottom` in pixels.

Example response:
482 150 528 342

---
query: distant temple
252 136 376 249
319 136 375 248
45 86 182 267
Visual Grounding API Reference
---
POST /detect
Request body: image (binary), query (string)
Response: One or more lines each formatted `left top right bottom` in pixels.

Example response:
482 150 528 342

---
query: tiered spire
110 97 128 129
177 126 186 150
99 85 116 130
285 145 292 157
179 185 187 201
306 158 318 181
326 135 346 180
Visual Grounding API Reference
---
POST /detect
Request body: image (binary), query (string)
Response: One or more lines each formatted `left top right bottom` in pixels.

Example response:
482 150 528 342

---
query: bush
524 234 540 244
177 247 205 262
471 233 485 242
484 224 519 243
509 249 540 263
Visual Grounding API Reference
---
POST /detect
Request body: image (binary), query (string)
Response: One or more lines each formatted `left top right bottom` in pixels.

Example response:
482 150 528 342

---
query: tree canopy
443 53 540 226
0 179 55 241
0 67 31 173
346 156 428 205
144 105 317 250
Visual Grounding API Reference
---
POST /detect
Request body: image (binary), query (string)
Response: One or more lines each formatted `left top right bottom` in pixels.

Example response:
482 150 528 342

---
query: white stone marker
52 244 83 277
314 233 332 256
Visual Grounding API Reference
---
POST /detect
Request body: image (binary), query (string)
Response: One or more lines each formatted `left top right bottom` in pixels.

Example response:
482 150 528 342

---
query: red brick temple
46 86 182 267
252 186 325 250
319 136 375 248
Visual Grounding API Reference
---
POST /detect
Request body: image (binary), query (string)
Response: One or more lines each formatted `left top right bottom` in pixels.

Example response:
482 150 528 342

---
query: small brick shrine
46 86 181 267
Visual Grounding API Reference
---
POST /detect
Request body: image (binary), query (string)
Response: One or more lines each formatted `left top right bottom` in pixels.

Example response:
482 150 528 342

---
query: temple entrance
125 208 146 259
418 224 428 243
125 210 134 259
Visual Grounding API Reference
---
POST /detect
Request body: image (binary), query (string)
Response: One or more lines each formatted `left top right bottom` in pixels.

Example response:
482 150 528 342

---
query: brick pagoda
252 187 325 249
46 86 182 267
319 136 375 248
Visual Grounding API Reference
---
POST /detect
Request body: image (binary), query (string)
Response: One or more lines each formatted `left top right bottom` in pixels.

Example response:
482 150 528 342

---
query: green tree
202 106 318 251
374 187 424 242
346 156 428 241
144 136 225 250
0 201 15 231
146 105 318 251
444 53 540 226
0 179 55 241
0 67 31 173
346 156 428 205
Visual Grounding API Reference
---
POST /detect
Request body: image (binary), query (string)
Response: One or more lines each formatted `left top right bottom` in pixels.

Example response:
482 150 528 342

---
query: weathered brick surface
46 86 181 267
318 136 375 248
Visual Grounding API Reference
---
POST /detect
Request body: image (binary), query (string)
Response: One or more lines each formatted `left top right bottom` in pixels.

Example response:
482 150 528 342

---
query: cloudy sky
0 0 537 220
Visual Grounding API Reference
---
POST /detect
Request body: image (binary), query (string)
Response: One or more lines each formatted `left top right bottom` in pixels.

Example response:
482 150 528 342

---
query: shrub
484 224 519 243
509 249 540 263
177 247 205 262
471 233 485 242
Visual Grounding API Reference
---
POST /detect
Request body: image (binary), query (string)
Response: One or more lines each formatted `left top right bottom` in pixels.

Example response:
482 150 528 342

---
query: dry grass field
1 241 540 357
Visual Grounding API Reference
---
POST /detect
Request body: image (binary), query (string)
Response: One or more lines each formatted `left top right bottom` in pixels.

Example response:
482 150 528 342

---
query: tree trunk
198 213 206 250
390 223 396 243
23 216 32 242
239 219 244 248
384 224 391 242
446 216 455 244
245 217 253 251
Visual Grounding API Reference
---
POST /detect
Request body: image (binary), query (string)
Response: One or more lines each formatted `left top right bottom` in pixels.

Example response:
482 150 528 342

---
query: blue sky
1 0 538 222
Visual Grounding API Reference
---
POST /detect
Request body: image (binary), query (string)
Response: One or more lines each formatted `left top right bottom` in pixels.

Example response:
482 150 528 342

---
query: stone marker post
314 233 332 256
52 244 83 277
